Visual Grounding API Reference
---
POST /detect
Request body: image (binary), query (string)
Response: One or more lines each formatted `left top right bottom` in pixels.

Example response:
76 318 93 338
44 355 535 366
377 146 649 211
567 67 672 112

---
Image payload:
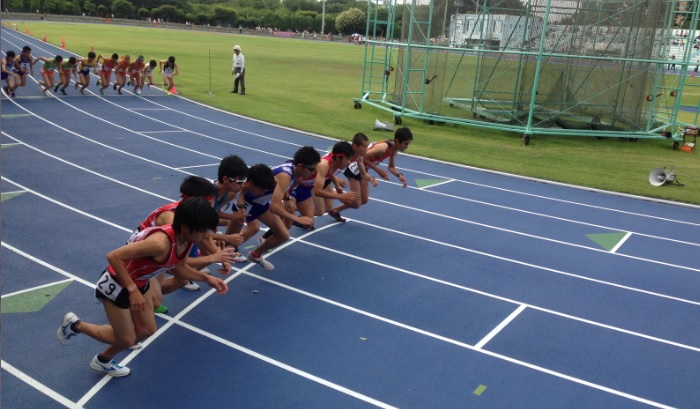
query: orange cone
24 27 28 34
169 86 177 94
42 32 47 42
61 38 66 50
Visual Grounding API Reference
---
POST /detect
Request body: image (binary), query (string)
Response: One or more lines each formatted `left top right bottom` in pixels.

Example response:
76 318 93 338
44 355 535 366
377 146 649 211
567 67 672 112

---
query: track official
231 45 245 95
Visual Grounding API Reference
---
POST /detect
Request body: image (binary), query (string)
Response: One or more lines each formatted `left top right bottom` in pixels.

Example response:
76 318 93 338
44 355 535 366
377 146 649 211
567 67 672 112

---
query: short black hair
180 175 216 198
352 132 369 146
172 197 219 233
88 51 96 59
6 50 15 59
293 146 321 167
247 164 276 191
22 46 31 53
394 127 413 143
332 141 354 157
217 155 248 183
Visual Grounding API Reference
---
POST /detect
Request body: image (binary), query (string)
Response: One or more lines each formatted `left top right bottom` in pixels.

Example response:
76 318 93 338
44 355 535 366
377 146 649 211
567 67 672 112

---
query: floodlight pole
321 0 326 35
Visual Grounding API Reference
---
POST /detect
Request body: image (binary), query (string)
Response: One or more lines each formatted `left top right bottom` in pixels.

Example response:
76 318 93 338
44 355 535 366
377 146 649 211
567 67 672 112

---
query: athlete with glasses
209 155 250 254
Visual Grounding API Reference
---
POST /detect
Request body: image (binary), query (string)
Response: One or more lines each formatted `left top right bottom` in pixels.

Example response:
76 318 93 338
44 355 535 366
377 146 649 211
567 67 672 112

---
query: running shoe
56 312 80 345
53 85 59 93
154 304 169 314
292 221 315 231
113 84 117 90
183 280 200 291
247 252 274 271
90 355 130 377
327 210 346 223
60 89 67 95
129 342 143 350
232 252 248 263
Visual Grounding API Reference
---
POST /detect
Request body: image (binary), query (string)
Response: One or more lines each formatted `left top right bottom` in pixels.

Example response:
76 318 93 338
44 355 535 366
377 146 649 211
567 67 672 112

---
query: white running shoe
247 252 274 271
90 355 131 377
183 280 200 291
56 312 80 345
129 342 143 350
232 252 247 263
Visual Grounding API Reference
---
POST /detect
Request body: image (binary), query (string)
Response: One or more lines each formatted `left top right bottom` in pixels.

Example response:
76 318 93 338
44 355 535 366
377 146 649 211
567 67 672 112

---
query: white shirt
232 53 245 72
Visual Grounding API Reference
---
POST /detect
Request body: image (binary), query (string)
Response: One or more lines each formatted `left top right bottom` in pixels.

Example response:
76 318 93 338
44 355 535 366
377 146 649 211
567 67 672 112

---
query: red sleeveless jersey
366 140 393 163
320 152 345 179
108 225 192 287
139 201 179 231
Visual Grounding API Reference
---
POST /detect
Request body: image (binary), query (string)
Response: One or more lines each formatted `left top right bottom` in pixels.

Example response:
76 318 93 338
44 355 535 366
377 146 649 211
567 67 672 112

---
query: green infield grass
8 20 700 205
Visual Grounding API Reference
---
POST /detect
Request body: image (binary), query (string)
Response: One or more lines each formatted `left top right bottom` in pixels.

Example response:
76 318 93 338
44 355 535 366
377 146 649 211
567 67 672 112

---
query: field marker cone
24 27 28 34
42 32 47 42
61 38 66 49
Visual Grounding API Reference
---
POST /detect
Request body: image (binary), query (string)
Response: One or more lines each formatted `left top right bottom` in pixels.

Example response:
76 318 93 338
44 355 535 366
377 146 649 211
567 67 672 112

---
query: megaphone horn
374 118 394 132
648 168 677 186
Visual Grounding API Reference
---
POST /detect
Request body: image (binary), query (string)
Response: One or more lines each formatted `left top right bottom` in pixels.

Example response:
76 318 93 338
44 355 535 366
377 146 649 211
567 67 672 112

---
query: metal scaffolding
354 0 700 146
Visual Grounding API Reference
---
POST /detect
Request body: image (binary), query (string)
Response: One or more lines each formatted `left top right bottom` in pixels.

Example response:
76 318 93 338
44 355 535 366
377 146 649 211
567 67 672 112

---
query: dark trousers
233 68 245 94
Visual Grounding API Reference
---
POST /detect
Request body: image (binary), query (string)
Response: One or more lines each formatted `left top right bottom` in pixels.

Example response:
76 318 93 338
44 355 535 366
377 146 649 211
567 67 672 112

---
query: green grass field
9 21 700 205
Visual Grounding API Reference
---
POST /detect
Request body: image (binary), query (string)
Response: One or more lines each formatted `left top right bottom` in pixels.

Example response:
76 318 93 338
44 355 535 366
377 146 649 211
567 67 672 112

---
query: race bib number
96 269 123 302
347 161 360 176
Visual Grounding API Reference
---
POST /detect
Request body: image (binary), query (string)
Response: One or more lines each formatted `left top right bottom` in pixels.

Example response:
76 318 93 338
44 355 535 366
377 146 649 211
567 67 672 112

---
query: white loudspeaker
374 119 394 132
648 168 676 186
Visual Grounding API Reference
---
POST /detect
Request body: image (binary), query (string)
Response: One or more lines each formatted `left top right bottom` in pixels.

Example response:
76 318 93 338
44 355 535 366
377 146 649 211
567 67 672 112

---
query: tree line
3 0 390 35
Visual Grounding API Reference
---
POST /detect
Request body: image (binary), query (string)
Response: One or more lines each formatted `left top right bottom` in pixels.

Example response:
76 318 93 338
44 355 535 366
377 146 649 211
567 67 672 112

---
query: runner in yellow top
75 51 97 95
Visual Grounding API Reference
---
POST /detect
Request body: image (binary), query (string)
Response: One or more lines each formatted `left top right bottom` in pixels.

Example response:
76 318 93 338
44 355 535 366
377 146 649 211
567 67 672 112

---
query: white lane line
1 166 684 409
2 177 135 232
418 179 455 189
2 278 73 298
300 236 700 352
474 305 528 350
243 271 676 409
1 131 177 201
367 198 700 271
1 242 96 288
177 319 398 409
610 232 633 254
1 361 80 409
